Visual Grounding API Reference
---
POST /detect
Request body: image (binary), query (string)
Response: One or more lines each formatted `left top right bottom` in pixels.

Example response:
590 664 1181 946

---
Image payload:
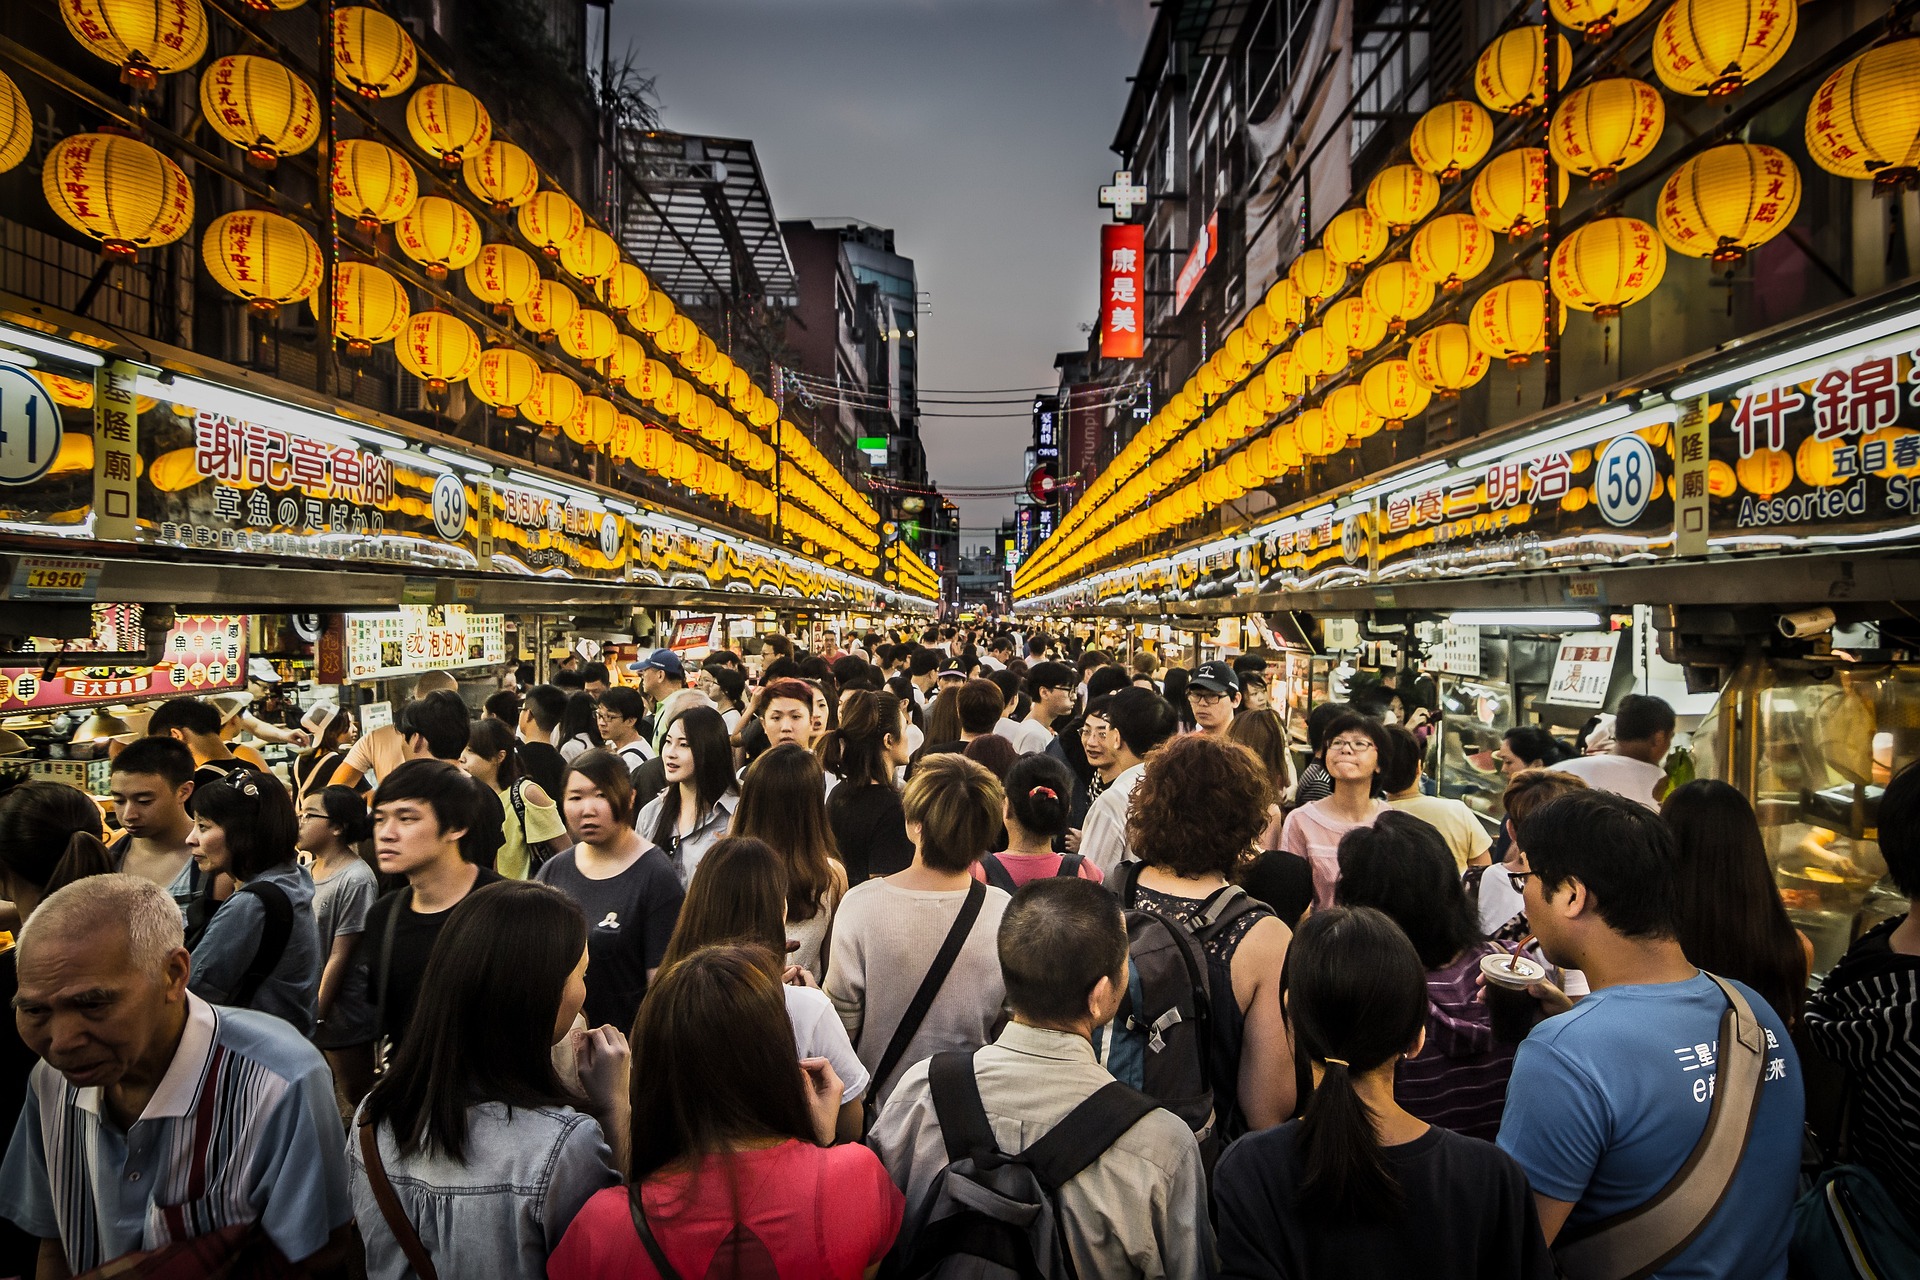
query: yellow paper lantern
1325 295 1389 358
627 358 672 403
201 209 323 312
1658 143 1800 262
667 378 697 422
1805 39 1920 192
462 140 539 211
0 71 28 175
1475 26 1573 116
1409 100 1494 181
1468 279 1551 366
199 55 319 170
1366 164 1439 233
1549 78 1666 183
608 413 640 464
636 426 673 473
332 7 416 99
684 333 719 374
600 333 644 383
560 227 620 287
471 346 539 416
517 190 583 258
514 279 578 342
60 0 207 87
1288 249 1346 306
1550 0 1651 40
1323 208 1389 268
666 440 697 482
395 195 482 280
522 371 582 434
558 308 617 362
42 133 193 261
1245 305 1280 354
1471 149 1566 238
1262 350 1305 402
598 262 651 312
659 314 699 355
1295 407 1346 457
1409 213 1494 293
1325 385 1382 443
1362 358 1432 429
462 242 540 315
310 260 408 357
566 394 617 451
699 351 735 391
1262 278 1305 337
1705 458 1737 496
330 138 417 233
37 374 93 409
1361 260 1435 334
1735 447 1792 496
1551 217 1666 317
395 311 482 392
1292 327 1348 383
630 291 674 334
405 83 491 166
1653 0 1796 98
149 448 203 492
1408 323 1491 396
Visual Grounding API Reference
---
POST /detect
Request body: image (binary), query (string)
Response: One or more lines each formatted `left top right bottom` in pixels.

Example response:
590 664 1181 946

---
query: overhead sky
609 0 1153 553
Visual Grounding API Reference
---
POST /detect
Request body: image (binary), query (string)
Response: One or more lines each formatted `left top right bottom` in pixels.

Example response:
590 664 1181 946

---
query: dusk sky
609 0 1154 551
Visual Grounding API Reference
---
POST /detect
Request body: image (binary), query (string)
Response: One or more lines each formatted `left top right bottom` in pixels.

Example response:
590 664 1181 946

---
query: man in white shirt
595 686 655 768
1077 688 1179 880
1552 693 1674 811
980 633 1015 672
1007 660 1075 754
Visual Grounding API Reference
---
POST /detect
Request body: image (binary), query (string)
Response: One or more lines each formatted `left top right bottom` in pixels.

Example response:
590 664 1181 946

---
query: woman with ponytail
1214 906 1553 1279
972 753 1104 890
0 781 116 1278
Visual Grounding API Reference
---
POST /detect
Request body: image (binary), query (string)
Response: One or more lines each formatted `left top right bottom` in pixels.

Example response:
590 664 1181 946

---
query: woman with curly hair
1119 733 1297 1140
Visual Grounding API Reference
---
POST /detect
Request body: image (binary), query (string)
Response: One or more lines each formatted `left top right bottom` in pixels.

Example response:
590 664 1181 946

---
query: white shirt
784 984 870 1103
980 655 1006 672
994 717 1027 744
1079 762 1146 880
1551 753 1667 810
1005 718 1054 755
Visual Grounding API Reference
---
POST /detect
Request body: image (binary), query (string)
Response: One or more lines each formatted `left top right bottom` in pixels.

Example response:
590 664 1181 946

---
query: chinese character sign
1100 224 1146 360
1546 631 1620 709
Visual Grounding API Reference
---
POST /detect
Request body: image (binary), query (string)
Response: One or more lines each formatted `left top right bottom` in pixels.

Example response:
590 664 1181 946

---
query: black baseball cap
1190 661 1241 695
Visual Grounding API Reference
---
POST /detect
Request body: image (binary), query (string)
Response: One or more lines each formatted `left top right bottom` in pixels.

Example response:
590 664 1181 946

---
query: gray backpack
882 1051 1158 1280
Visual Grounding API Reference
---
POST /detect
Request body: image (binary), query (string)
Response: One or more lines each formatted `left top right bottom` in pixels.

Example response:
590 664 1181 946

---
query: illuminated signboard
1174 212 1219 314
1099 225 1146 360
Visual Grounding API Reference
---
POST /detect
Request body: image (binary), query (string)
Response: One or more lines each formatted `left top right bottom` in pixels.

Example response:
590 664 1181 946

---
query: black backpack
1105 862 1266 1159
978 852 1084 895
882 1051 1159 1280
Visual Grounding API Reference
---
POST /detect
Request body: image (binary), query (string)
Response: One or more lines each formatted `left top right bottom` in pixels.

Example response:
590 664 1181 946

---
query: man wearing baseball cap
628 649 686 752
1188 661 1242 737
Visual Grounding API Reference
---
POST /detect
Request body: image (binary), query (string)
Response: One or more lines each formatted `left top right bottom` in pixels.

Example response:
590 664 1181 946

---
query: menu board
344 606 507 682
0 608 247 712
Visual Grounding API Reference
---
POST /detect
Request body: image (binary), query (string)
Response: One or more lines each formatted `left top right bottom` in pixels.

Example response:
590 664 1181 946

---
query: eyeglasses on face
1507 869 1536 893
1189 691 1229 705
1081 721 1115 738
1327 737 1377 754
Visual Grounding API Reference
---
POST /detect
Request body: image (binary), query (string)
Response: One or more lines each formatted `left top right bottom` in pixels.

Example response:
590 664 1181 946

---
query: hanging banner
1545 631 1622 708
92 360 140 541
343 605 506 682
1673 394 1711 557
1099 224 1146 360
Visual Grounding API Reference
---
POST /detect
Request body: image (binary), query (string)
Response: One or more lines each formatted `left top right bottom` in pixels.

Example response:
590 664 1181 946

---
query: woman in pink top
970 754 1105 891
1279 711 1390 907
549 945 903 1279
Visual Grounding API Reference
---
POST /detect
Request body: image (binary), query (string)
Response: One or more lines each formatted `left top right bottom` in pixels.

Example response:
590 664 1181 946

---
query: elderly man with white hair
0 875 351 1275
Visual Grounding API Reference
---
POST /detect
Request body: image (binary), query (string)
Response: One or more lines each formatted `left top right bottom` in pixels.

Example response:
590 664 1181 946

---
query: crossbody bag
1553 973 1768 1280
862 878 987 1130
357 1121 439 1280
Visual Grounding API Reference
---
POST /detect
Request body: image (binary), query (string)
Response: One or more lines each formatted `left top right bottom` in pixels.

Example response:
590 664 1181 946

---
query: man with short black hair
1008 660 1075 754
352 760 504 1056
579 661 611 698
1499 789 1802 1276
1188 661 1242 737
1078 688 1178 880
515 684 568 799
873 878 1210 1278
596 686 653 768
107 737 199 909
331 671 460 788
396 688 471 762
907 648 940 709
146 697 244 798
981 633 1015 672
1551 693 1676 810
922 679 1005 760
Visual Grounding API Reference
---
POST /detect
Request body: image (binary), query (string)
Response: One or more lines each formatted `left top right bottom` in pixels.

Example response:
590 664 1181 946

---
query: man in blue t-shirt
1497 789 1803 1280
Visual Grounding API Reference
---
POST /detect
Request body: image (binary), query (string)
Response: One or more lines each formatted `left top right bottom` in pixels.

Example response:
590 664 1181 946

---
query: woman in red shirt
548 945 904 1279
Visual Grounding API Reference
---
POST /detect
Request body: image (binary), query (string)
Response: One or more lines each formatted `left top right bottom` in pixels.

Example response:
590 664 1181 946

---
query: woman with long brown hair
732 745 846 982
547 946 903 1279
826 690 916 887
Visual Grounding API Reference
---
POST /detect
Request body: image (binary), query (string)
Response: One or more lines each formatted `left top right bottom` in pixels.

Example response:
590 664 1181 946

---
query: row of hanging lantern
28 0 880 559
1019 3 1920 597
888 542 941 597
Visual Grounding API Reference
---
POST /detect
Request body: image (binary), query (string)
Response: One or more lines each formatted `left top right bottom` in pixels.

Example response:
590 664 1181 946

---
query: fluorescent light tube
1450 611 1603 627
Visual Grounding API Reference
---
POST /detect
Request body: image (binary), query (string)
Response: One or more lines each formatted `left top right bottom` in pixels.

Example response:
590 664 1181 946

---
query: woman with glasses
1280 712 1391 908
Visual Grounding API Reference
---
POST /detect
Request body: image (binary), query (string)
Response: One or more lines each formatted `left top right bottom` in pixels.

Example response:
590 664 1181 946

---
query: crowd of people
0 623 1909 1279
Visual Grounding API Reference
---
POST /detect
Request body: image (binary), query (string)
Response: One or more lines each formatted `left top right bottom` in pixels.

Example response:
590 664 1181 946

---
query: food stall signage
6 556 103 601
92 361 139 540
1545 631 1621 709
344 606 506 682
0 612 246 712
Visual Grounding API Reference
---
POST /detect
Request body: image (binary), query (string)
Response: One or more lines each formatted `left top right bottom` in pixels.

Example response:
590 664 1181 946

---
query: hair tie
1323 1057 1351 1068
1027 785 1058 801
224 768 262 799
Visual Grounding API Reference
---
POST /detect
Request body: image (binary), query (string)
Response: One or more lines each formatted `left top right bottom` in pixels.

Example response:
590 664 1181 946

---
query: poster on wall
343 606 506 682
0 608 248 713
1544 631 1622 709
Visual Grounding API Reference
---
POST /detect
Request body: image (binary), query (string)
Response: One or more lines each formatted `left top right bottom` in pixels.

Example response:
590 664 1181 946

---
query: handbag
358 1120 440 1280
1552 974 1767 1280
628 1187 683 1280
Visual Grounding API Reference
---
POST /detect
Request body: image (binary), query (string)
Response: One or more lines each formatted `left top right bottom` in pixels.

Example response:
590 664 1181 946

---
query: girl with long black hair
633 705 737 888
1214 906 1553 1279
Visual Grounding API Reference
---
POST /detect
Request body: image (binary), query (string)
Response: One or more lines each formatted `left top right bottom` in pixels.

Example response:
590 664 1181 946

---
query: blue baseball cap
627 648 685 679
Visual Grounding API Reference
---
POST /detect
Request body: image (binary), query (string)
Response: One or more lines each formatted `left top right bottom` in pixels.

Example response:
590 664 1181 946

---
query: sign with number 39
0 364 60 488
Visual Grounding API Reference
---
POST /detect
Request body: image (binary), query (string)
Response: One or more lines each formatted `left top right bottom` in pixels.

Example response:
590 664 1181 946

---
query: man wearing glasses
1188 661 1242 736
1077 688 1179 880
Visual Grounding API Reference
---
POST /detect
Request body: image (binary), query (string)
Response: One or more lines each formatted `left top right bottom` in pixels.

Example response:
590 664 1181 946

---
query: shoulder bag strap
1056 853 1084 879
373 888 411 1053
1117 859 1144 907
866 879 987 1113
229 881 294 1008
1191 883 1259 945
358 1121 440 1280
627 1186 684 1280
1553 974 1768 1280
979 854 1019 896
927 1049 999 1164
508 778 528 835
1022 1081 1161 1194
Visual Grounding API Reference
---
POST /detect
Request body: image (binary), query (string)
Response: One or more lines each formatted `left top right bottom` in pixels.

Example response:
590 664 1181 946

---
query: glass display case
1435 630 1563 821
1695 655 1917 975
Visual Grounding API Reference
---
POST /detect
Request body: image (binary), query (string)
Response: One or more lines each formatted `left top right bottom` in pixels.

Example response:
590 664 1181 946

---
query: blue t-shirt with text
1497 972 1803 1280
